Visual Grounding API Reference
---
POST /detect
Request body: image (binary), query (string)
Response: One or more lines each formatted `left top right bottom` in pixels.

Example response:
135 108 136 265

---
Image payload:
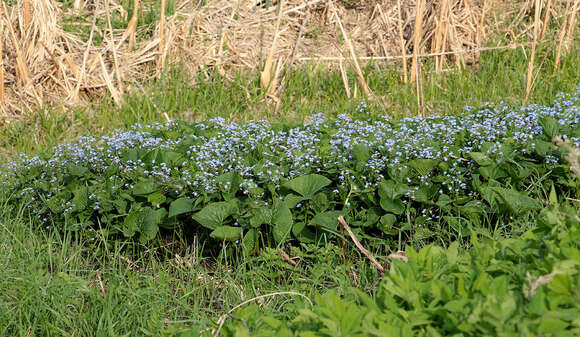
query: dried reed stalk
525 0 541 102
539 0 553 40
333 7 370 96
71 1 98 103
339 57 351 98
432 0 449 73
397 0 408 83
2 1 30 88
23 0 31 28
564 0 578 50
260 0 284 92
554 0 571 71
0 16 4 106
119 0 139 50
105 0 124 96
410 0 424 83
157 0 167 73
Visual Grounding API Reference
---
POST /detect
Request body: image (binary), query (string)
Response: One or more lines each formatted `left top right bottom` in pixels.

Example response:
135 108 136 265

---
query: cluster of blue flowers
1 86 579 223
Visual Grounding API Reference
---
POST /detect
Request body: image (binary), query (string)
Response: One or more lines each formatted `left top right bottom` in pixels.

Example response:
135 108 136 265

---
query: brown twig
278 248 298 266
212 292 312 337
338 216 384 275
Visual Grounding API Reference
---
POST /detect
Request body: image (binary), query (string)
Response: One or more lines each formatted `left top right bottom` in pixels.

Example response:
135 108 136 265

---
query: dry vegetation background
0 0 577 116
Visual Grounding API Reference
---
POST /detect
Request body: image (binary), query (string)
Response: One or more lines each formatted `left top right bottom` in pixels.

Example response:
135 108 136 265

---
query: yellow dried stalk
333 7 370 96
525 0 541 102
410 0 424 83
105 0 124 96
539 0 553 40
260 0 284 92
554 0 571 71
2 2 30 88
157 0 167 73
339 57 351 98
397 0 408 83
23 0 31 28
0 16 4 106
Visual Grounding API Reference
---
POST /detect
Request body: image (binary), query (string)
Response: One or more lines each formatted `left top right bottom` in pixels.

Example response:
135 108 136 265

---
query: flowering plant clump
1 87 579 248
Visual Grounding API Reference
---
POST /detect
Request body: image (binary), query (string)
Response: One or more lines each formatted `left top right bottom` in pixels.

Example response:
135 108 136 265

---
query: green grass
1 45 578 161
0 206 383 336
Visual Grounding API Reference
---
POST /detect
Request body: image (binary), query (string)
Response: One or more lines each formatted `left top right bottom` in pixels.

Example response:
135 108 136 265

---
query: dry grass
0 0 575 117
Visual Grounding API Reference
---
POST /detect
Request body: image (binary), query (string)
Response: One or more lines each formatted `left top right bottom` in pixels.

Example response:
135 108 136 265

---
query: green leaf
409 158 439 176
71 186 88 212
488 186 542 215
192 200 238 230
122 207 141 238
352 144 371 162
169 197 194 217
539 117 560 138
310 211 343 231
250 207 272 228
139 207 161 243
283 194 305 209
216 171 242 198
272 206 293 243
242 229 258 253
210 226 243 241
469 152 494 166
378 180 409 200
379 214 398 234
133 180 159 196
67 164 89 176
549 184 558 206
283 174 331 198
538 317 568 333
147 191 166 205
380 197 405 215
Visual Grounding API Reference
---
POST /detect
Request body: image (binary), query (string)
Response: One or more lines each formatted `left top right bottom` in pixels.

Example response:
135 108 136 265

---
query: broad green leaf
71 186 88 212
538 317 568 333
283 174 331 198
122 207 141 238
192 200 238 230
409 158 439 176
169 197 194 217
488 186 542 215
469 152 494 166
352 144 371 162
242 229 258 253
67 164 89 176
210 226 243 241
139 207 161 243
283 194 305 209
272 206 293 243
250 207 272 228
216 171 242 197
133 180 159 196
379 214 398 234
539 117 560 138
310 211 343 231
147 191 166 205
378 180 409 200
380 197 405 215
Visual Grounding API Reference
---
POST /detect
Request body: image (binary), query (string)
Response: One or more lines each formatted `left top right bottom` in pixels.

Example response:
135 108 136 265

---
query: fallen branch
212 291 312 337
338 216 384 275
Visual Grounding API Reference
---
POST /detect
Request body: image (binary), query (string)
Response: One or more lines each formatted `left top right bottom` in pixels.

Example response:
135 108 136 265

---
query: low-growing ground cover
1 85 579 336
2 87 579 252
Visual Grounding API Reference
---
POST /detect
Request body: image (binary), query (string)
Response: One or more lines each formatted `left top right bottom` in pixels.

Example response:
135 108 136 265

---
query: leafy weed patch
1 87 579 252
